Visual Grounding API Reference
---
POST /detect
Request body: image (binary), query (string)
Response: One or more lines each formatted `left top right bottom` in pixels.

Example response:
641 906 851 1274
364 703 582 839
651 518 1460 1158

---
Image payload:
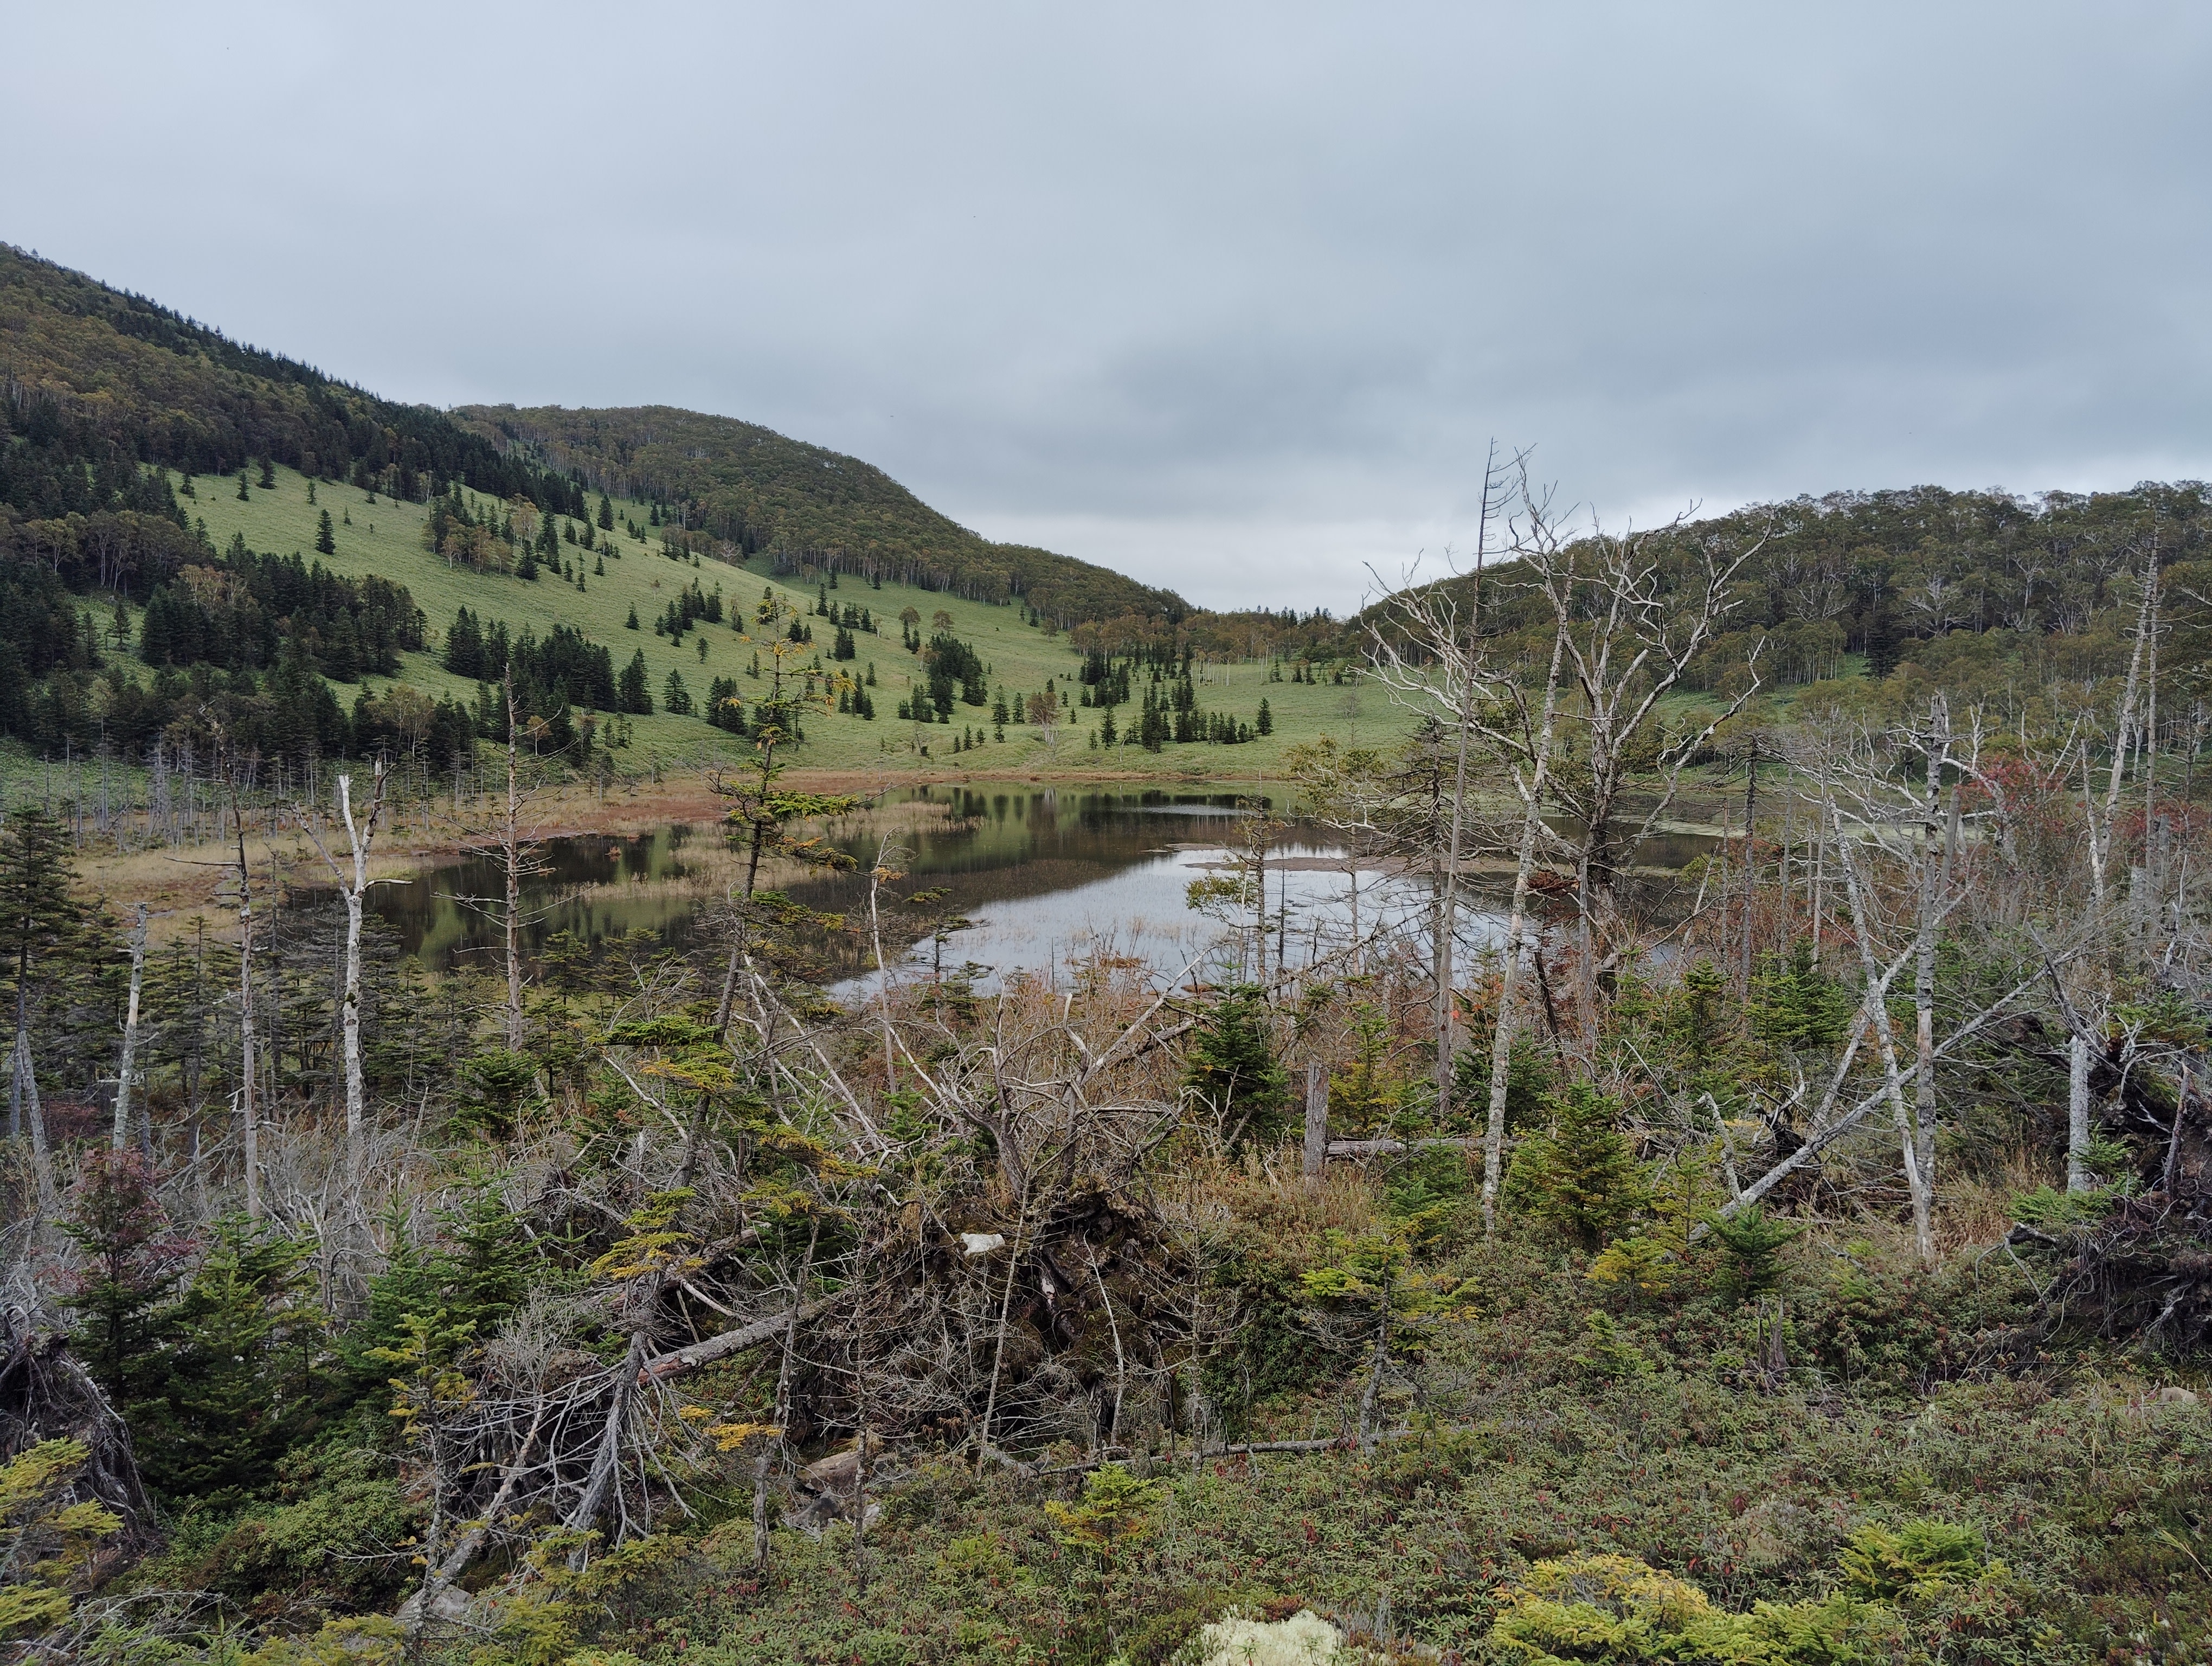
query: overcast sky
7 3 2210 610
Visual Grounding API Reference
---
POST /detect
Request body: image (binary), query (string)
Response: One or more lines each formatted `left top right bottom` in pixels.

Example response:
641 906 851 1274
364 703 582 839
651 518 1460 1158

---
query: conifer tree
598 494 615 531
59 1151 185 1403
1 808 86 1148
1505 1085 1645 1250
314 509 336 555
619 649 653 714
1184 984 1288 1148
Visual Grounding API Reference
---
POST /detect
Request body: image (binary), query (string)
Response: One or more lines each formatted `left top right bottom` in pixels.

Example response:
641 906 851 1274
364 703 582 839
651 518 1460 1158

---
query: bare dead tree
1522 495 1767 1031
110 905 149 1154
299 756 390 1176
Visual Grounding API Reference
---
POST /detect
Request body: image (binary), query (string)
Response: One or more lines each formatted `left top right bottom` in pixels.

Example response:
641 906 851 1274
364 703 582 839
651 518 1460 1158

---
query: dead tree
1364 444 1514 1125
110 905 149 1154
300 757 390 1176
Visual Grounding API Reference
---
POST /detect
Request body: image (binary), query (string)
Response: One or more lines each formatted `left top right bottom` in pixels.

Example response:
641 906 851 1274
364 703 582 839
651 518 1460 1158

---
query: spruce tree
597 494 614 531
257 457 275 489
314 509 336 555
619 649 653 714
236 470 249 502
133 1222 320 1501
1184 984 1288 1148
1505 1085 1645 1250
60 1151 187 1404
1 806 88 1061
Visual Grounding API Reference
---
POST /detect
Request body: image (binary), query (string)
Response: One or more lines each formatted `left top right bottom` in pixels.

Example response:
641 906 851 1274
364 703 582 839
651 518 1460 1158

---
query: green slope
455 403 1186 626
179 463 1378 778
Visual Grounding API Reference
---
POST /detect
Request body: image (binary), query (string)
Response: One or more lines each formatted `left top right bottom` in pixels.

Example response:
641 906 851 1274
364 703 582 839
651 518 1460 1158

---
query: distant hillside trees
1 246 586 515
918 632 988 719
452 403 1187 626
139 543 420 680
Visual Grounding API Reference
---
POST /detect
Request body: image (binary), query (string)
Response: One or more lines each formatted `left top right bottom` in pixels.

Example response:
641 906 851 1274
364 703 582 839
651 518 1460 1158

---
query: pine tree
619 649 653 714
314 509 336 555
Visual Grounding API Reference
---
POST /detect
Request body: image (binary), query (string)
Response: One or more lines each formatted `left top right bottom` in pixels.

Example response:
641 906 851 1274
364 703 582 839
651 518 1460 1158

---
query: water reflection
326 784 1721 991
337 824 706 975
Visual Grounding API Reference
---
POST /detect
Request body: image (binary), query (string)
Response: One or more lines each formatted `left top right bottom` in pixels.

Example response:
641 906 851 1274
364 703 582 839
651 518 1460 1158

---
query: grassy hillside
455 402 1186 625
177 462 1404 781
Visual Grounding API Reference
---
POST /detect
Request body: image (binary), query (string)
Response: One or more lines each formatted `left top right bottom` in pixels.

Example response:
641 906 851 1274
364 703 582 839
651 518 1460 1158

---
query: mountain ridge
454 401 1186 625
0 245 1181 627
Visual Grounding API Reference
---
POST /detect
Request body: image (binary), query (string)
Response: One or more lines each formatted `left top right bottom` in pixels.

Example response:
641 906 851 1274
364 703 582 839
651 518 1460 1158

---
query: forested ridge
455 403 1188 625
0 246 587 517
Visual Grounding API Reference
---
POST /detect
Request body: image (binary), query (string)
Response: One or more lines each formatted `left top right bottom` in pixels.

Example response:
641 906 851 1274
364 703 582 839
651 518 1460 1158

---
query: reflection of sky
832 843 1507 997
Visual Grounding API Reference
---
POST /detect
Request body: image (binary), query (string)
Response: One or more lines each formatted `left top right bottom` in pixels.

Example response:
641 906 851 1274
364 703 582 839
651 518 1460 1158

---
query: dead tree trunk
304 760 389 1175
1481 621 1570 1235
503 673 525 1053
111 905 148 1152
1830 792 1933 1261
236 810 260 1223
1912 696 1956 1194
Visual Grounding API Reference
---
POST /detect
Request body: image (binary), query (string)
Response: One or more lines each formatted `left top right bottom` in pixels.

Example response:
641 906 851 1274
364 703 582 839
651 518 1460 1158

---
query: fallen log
638 1291 853 1382
1324 1137 1481 1159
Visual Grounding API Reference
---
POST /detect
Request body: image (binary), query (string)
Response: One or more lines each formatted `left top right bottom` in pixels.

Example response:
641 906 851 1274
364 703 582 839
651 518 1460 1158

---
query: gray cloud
7 2 2209 607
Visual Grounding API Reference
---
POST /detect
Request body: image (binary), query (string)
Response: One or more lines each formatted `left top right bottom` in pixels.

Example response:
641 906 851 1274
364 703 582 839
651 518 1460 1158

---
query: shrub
1838 1520 1985 1600
1489 1553 1886 1664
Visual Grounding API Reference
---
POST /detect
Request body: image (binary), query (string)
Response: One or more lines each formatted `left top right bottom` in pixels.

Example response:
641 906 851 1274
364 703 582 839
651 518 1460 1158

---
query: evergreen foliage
1182 984 1288 1146
1506 1085 1646 1250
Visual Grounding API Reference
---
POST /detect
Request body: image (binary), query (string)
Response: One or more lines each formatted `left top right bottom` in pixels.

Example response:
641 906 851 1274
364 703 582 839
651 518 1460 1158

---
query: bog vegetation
7 252 2212 1664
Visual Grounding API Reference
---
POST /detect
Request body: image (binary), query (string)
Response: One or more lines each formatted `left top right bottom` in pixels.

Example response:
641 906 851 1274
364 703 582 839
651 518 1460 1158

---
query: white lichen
1193 1609 1346 1665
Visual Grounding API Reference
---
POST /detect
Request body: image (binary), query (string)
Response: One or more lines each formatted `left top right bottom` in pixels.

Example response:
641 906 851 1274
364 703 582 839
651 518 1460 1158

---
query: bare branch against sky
6 2 2208 608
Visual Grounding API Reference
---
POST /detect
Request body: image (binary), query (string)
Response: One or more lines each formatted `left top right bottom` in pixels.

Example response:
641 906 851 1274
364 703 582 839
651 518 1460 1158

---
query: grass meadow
168 463 1410 785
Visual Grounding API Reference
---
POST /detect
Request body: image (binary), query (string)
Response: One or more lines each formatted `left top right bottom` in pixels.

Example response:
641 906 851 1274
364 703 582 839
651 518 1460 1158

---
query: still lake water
345 784 1712 994
347 787 1432 992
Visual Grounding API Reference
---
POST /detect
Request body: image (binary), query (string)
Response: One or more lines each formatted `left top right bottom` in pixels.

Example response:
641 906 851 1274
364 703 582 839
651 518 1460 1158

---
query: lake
342 783 1715 992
